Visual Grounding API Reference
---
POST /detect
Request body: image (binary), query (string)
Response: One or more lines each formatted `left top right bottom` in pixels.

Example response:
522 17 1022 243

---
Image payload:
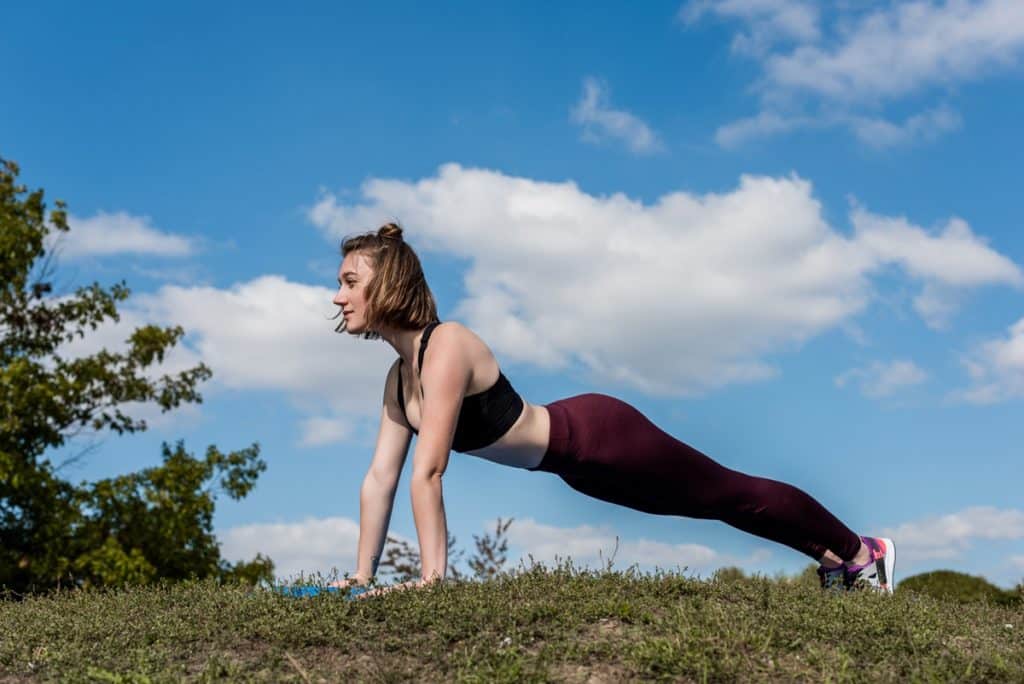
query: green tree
900 570 1021 606
1 157 271 592
72 441 271 588
711 566 747 583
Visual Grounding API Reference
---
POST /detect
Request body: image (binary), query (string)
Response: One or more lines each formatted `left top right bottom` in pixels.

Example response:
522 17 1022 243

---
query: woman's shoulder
432 321 490 351
431 320 472 342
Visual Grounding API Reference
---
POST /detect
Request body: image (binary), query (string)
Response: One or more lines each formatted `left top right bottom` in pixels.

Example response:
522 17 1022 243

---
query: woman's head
332 222 439 339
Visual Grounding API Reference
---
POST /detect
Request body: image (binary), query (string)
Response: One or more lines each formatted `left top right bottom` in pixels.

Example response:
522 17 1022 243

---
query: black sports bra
396 321 525 453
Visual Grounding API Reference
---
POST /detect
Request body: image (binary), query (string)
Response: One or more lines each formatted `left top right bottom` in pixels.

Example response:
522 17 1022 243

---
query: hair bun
377 222 404 242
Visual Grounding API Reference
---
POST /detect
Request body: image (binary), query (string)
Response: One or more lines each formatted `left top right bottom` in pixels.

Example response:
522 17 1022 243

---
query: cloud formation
682 0 1024 146
570 77 663 154
850 205 1023 329
220 507 1024 583
881 506 1024 562
309 164 1021 396
218 515 771 581
299 416 354 447
835 359 928 398
59 275 391 445
57 211 195 258
761 0 1024 102
715 106 963 149
681 0 821 56
219 517 364 580
503 517 772 575
56 167 1021 444
847 105 963 149
955 317 1024 403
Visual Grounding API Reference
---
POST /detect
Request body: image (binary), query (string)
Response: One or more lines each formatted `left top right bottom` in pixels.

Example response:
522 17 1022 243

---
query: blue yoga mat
276 585 370 600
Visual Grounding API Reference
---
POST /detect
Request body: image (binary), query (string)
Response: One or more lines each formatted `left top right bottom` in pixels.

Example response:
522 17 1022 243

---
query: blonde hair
334 222 439 339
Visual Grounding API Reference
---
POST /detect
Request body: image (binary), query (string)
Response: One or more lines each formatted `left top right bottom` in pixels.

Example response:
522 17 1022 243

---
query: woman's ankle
818 550 844 568
849 541 871 566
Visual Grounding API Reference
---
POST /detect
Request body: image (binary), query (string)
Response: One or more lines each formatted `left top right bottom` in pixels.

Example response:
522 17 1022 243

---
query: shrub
900 570 1020 606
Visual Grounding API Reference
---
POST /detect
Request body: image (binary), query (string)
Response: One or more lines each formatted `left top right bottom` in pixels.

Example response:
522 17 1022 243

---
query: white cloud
714 110 815 147
57 211 195 258
570 77 663 154
299 416 355 447
53 166 1022 442
954 317 1024 403
131 276 394 414
881 506 1024 562
308 164 1020 396
219 515 772 581
912 283 964 331
1010 554 1024 570
680 0 821 55
131 264 208 286
504 517 772 575
764 0 1024 103
835 359 928 398
853 208 1019 287
849 105 963 148
220 507 1024 582
714 106 963 149
219 517 369 581
685 0 1024 145
57 275 395 439
851 205 1023 329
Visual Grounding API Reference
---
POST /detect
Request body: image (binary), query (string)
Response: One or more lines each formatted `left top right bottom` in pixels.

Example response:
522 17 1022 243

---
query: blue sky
4 0 1024 587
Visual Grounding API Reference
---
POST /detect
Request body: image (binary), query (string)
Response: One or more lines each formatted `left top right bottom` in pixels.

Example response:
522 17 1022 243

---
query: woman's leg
542 394 863 563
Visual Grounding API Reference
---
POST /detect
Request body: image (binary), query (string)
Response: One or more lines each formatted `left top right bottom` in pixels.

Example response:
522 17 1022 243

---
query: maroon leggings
529 393 862 562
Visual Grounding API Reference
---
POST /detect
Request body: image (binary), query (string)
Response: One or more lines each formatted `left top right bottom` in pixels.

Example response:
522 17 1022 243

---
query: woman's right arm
355 473 398 581
352 359 413 583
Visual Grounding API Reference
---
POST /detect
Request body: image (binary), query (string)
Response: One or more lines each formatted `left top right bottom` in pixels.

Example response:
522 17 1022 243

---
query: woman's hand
324 573 441 600
327 573 371 591
356 576 441 599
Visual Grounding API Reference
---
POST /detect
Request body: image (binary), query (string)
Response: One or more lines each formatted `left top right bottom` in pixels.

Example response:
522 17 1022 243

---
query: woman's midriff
464 402 550 470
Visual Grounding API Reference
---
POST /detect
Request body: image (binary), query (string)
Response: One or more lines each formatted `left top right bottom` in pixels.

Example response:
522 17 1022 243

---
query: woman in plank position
329 223 894 599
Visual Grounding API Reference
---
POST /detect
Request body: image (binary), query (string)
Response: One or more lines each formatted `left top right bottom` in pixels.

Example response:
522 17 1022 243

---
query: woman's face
333 252 374 334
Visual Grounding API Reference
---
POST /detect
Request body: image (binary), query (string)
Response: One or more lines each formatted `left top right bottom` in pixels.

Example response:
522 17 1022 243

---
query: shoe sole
879 537 896 594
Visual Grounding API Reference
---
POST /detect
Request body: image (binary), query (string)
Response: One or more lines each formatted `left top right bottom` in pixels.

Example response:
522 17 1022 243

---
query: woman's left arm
408 325 471 584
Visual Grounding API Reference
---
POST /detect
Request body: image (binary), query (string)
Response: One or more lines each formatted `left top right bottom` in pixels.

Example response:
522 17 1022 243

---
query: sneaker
817 564 846 591
844 536 895 594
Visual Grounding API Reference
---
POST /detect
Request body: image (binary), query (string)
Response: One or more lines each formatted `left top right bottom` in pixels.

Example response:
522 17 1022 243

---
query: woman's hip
530 392 689 477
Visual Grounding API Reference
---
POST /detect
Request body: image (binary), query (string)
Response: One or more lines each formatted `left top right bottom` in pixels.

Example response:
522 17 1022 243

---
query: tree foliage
1 157 271 592
900 570 1021 606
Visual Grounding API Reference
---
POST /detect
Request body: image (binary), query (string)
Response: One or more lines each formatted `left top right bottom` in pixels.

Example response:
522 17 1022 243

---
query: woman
328 223 895 599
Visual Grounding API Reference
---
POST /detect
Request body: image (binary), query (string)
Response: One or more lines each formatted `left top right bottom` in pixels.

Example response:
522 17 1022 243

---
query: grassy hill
2 562 1022 682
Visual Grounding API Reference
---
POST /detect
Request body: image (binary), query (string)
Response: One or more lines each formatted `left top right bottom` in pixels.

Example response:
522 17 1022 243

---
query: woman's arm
409 324 472 582
409 473 448 581
349 360 414 583
355 474 399 580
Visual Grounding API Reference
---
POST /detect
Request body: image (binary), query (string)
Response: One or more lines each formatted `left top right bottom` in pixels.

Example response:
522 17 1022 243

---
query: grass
1 561 1022 682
